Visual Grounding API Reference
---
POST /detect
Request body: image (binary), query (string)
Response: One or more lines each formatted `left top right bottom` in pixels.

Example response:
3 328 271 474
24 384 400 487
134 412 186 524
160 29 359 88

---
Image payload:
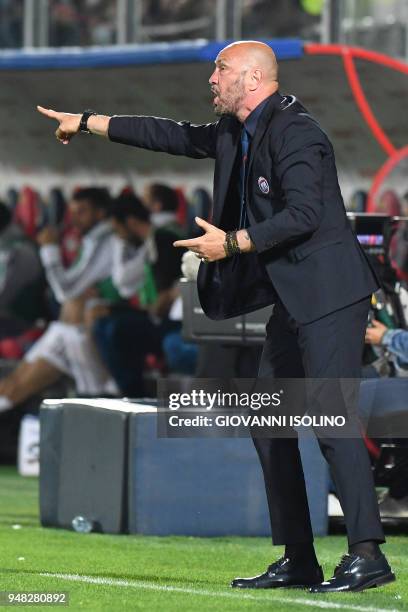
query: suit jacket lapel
246 91 284 180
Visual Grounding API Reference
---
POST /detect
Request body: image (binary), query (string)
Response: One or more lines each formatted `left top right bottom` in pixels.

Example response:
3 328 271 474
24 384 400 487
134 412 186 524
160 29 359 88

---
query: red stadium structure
305 43 408 212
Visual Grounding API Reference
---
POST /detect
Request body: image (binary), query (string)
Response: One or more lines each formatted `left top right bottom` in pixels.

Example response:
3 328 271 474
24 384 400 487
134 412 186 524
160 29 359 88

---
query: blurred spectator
142 0 213 40
0 201 45 338
140 0 321 42
162 321 198 374
348 190 367 213
37 187 117 303
375 189 402 216
85 0 116 45
0 188 119 412
14 187 46 240
50 0 116 46
188 187 212 236
143 182 180 219
5 188 18 212
50 0 81 46
0 0 23 49
389 217 408 282
365 319 408 376
90 191 187 396
242 0 321 42
160 250 200 375
47 187 67 227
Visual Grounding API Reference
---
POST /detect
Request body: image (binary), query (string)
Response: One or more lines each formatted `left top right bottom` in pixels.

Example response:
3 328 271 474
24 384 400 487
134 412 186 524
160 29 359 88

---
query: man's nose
209 69 217 85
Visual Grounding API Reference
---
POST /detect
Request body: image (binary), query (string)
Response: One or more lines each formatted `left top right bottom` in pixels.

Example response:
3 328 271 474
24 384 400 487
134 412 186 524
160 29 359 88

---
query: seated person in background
0 188 119 412
365 319 408 377
143 182 181 227
159 249 200 375
89 192 186 397
360 321 408 439
0 201 45 338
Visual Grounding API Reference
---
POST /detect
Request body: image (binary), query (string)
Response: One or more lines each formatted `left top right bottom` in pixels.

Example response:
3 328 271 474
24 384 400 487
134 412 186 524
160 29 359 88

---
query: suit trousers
253 295 384 546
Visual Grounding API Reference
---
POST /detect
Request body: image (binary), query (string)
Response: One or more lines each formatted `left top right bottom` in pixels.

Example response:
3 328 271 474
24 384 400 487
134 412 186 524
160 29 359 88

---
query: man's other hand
37 226 59 246
173 217 226 262
37 106 81 144
365 319 388 345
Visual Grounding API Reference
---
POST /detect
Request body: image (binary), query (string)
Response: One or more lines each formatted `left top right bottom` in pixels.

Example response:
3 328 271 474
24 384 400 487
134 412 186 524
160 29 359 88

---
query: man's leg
254 301 313 546
60 324 119 396
92 310 162 397
233 297 393 591
0 322 74 410
0 358 62 409
297 296 383 545
254 297 383 546
296 296 394 592
232 301 323 589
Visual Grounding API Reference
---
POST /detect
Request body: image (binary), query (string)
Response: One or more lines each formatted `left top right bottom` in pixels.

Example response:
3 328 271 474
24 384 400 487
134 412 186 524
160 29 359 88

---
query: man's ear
249 68 262 91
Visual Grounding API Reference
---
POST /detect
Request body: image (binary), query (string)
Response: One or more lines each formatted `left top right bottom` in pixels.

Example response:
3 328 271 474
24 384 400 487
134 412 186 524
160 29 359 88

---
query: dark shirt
243 95 272 139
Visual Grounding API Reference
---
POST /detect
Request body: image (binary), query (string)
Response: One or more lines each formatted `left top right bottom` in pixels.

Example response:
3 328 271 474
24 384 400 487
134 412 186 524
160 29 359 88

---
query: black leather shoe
231 557 324 589
309 553 395 593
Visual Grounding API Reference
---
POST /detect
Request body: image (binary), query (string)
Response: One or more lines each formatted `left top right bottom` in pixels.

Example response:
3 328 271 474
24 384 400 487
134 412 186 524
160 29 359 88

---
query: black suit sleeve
108 115 219 159
247 117 326 253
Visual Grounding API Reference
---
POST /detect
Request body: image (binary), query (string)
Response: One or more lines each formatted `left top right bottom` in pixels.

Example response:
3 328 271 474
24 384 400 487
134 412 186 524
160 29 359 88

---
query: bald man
37 41 395 593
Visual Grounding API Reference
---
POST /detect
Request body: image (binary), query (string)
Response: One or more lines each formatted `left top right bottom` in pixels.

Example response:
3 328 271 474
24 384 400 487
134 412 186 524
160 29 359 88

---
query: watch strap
79 110 97 134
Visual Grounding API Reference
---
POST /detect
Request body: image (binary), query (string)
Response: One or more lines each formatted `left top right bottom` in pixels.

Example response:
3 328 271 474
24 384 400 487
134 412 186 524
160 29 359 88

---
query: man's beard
212 75 246 116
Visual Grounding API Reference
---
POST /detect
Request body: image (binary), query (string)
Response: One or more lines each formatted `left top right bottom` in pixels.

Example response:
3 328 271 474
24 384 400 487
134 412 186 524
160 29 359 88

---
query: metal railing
1 0 405 60
0 0 321 49
326 0 408 60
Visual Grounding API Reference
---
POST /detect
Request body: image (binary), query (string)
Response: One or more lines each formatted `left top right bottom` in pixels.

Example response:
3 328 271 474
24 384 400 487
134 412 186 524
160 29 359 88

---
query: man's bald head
209 40 279 121
220 41 279 83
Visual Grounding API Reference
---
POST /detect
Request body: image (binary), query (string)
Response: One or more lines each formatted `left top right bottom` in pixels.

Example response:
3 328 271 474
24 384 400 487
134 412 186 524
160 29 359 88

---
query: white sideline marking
40 572 398 612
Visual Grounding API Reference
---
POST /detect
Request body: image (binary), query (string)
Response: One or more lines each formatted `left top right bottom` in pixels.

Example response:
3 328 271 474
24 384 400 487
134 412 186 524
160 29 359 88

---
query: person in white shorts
0 187 119 411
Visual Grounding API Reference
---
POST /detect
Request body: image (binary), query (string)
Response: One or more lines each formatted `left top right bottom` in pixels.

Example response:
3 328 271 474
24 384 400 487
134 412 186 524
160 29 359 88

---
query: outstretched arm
37 106 219 158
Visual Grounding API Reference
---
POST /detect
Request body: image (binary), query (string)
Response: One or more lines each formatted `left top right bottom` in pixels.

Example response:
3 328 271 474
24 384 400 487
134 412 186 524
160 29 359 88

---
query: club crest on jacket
258 176 270 194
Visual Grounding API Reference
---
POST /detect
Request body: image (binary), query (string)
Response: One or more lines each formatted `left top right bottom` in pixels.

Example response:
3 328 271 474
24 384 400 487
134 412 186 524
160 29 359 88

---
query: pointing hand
37 105 81 145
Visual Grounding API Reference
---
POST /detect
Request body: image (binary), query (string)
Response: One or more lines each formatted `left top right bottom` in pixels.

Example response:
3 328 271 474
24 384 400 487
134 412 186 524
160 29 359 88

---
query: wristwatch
79 109 97 134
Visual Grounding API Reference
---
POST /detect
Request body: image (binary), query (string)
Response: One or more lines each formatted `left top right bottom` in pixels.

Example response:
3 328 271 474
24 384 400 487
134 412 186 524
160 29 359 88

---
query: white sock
0 396 13 412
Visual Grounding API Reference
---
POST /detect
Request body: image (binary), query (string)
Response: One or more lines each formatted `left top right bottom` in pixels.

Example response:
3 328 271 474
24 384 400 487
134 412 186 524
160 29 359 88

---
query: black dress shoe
231 557 324 589
309 553 395 593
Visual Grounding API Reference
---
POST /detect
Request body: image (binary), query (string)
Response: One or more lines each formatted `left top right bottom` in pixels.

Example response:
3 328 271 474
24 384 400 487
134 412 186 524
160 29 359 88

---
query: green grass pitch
0 466 406 611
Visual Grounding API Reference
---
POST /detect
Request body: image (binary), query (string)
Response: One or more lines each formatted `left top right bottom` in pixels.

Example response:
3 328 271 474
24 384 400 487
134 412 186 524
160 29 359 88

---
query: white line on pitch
40 572 399 612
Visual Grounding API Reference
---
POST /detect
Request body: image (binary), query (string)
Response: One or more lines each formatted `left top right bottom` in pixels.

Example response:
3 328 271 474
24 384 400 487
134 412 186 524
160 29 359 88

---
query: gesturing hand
173 217 226 263
37 106 81 145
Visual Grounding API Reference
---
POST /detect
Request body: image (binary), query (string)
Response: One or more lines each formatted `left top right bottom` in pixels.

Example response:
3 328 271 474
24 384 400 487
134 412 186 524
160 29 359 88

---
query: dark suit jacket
109 92 379 324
